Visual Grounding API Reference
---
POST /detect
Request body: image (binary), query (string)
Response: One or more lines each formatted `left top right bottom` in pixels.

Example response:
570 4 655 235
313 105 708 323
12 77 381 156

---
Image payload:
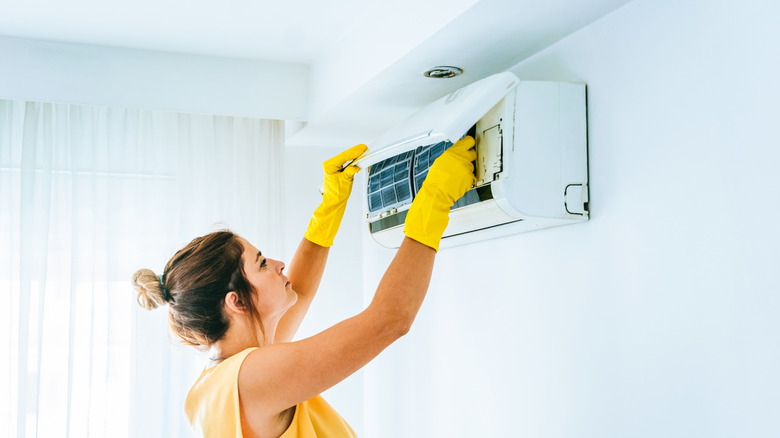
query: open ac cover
354 72 589 249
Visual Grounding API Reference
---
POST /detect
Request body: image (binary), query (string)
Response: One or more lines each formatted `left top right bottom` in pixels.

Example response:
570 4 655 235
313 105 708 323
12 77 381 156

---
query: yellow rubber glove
305 143 369 247
403 136 477 252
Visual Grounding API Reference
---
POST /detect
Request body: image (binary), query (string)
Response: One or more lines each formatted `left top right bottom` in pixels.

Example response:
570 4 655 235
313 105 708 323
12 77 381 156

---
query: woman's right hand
403 135 477 251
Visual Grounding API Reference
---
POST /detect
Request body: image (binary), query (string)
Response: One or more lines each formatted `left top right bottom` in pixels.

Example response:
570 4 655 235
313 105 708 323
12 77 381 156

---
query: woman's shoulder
217 347 259 369
184 347 259 422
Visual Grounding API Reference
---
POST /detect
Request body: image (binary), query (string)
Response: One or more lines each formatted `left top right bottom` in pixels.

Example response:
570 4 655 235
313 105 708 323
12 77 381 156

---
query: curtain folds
0 100 285 438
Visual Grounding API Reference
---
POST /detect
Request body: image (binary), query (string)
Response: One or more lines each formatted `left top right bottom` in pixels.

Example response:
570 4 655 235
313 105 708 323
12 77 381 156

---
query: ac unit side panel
505 81 564 219
559 83 588 185
559 83 590 218
501 81 588 220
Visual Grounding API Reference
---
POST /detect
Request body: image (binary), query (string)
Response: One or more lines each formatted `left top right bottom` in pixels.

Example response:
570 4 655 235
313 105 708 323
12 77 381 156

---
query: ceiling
0 0 634 146
0 0 379 63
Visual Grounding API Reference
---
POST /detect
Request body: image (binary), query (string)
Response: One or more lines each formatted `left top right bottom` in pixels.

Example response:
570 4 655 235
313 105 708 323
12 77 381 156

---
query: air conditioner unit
354 72 589 249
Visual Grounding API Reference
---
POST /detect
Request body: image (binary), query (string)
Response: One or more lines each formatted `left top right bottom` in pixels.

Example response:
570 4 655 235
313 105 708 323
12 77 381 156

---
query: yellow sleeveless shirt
184 347 357 437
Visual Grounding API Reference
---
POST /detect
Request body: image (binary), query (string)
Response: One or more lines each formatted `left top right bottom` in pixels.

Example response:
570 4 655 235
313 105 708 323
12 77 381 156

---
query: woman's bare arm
241 137 475 418
273 145 367 343
273 238 329 343
239 237 435 416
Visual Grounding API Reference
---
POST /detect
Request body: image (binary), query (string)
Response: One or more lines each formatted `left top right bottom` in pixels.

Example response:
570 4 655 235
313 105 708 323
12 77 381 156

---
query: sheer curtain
0 100 286 437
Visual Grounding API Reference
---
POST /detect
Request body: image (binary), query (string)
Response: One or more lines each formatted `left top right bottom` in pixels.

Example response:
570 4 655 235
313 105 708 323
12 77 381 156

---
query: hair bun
132 268 168 310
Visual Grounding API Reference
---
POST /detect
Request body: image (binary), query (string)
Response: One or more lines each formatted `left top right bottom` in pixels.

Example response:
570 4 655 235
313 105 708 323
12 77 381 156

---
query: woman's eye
260 259 267 268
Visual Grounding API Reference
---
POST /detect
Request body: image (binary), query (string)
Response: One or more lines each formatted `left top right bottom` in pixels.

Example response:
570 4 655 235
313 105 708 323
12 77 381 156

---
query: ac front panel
354 72 519 169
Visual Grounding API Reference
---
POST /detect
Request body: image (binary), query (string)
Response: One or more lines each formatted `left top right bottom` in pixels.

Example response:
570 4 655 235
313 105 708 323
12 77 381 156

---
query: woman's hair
131 230 261 347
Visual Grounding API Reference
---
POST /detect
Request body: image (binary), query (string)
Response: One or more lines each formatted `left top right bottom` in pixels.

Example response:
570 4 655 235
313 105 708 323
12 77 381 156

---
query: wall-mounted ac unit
354 72 589 249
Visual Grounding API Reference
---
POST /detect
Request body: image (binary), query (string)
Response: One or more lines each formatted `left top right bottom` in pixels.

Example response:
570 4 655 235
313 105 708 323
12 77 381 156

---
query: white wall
361 0 780 436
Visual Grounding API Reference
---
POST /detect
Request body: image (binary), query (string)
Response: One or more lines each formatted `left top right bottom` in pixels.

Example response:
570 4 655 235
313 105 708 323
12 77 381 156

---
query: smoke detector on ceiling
423 66 463 79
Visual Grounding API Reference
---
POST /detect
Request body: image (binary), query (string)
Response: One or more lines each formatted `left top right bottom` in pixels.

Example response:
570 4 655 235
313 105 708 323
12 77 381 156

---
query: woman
132 136 476 437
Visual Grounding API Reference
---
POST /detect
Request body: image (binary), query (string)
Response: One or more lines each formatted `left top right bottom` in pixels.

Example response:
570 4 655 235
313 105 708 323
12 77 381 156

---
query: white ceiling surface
293 0 635 147
0 0 376 63
0 0 634 146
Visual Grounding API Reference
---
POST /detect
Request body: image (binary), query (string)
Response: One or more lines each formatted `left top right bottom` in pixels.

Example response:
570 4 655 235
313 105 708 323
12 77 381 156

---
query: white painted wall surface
360 0 780 436
0 36 309 120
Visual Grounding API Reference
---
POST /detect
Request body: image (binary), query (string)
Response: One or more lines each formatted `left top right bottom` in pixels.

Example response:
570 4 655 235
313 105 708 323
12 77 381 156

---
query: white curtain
0 100 286 438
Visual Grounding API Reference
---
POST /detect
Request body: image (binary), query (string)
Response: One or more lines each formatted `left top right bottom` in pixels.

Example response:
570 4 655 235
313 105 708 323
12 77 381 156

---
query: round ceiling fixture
423 66 464 79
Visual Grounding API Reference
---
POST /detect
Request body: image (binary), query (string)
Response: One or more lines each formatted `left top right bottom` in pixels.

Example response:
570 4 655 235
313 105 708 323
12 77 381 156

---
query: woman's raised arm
239 137 477 416
275 144 367 343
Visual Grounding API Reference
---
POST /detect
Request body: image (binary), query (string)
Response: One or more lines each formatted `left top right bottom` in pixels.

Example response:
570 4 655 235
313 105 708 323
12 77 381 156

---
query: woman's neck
208 315 278 362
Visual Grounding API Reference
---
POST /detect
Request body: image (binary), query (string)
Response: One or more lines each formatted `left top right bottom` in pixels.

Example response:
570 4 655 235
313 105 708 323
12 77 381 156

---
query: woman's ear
224 291 248 315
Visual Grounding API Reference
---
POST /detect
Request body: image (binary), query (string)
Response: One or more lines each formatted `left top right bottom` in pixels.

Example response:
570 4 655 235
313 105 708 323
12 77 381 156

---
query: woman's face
238 238 297 321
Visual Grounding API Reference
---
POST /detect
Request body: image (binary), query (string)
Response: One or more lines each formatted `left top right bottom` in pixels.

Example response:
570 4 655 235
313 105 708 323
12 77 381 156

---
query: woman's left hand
304 144 368 247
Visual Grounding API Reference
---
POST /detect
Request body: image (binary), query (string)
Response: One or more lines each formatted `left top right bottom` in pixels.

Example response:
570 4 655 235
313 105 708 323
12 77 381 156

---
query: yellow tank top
184 347 357 437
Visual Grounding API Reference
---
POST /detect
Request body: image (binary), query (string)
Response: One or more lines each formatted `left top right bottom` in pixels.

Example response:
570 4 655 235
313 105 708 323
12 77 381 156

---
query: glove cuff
402 189 452 252
304 198 348 247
